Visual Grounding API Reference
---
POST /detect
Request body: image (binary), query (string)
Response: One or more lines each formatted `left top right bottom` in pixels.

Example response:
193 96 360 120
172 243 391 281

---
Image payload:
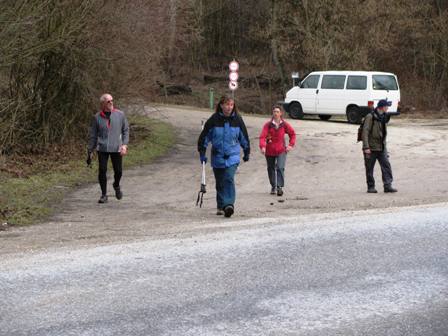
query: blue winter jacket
197 111 250 168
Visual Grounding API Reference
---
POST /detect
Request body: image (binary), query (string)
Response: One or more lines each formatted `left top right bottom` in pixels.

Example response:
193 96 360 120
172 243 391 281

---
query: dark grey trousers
364 150 393 188
266 153 287 188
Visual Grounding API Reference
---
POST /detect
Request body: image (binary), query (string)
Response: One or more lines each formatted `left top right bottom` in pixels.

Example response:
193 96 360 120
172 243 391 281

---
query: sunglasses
106 100 113 103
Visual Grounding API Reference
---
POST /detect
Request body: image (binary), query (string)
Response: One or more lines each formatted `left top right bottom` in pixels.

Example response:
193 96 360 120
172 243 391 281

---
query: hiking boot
224 205 234 218
384 185 398 193
367 187 378 193
98 195 108 203
216 208 224 216
270 187 276 195
114 186 123 200
277 187 283 196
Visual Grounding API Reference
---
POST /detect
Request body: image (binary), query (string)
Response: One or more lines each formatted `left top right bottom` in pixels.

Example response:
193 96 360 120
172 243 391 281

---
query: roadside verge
0 115 175 226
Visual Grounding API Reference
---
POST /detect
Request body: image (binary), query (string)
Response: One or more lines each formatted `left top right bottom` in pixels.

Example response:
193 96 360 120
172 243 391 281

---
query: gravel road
1 104 447 254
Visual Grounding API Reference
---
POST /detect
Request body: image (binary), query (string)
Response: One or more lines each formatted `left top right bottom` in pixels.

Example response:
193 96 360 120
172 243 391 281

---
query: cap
377 99 392 108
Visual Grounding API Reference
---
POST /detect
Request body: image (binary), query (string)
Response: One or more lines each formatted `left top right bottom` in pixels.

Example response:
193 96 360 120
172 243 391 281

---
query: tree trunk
270 0 288 92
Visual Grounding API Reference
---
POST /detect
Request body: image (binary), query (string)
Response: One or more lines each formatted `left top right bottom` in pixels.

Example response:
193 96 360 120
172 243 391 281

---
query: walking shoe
270 187 276 195
114 186 123 200
98 195 108 203
223 205 234 218
367 187 378 193
384 185 398 193
277 187 283 196
216 208 224 216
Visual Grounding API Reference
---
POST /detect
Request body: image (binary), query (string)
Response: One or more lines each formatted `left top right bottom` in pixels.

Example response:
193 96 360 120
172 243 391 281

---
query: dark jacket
197 111 250 168
88 109 129 153
362 110 390 151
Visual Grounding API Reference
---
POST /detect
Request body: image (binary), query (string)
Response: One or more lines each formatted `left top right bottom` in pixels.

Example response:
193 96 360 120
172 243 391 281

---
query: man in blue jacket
88 93 129 203
197 95 250 218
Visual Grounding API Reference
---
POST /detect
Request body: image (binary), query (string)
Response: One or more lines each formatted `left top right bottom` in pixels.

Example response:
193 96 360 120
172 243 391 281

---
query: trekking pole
196 161 206 207
196 120 206 207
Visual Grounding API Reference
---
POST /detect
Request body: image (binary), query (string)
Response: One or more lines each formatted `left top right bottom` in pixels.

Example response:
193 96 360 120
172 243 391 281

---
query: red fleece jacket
259 118 296 156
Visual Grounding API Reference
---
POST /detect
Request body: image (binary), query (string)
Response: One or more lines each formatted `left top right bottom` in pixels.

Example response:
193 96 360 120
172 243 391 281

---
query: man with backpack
361 99 398 193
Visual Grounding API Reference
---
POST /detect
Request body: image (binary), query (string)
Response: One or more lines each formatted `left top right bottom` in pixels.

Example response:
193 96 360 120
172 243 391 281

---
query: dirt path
1 105 448 255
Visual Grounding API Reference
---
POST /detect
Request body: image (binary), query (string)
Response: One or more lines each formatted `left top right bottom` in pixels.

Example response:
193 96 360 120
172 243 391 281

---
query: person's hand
120 145 128 156
363 148 371 159
286 145 293 152
243 149 250 162
261 147 266 154
200 153 207 164
86 151 93 167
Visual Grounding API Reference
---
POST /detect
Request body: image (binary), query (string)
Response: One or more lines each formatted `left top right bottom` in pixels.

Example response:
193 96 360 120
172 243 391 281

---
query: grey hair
100 93 112 103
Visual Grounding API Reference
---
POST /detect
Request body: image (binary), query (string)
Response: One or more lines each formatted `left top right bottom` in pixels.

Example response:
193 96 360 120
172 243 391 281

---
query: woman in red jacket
259 105 296 196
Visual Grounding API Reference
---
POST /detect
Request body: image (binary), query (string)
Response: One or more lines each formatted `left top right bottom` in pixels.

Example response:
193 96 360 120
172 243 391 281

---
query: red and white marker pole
229 60 239 98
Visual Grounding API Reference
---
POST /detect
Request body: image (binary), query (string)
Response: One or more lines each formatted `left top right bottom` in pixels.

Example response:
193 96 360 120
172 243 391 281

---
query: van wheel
318 115 331 121
288 102 304 119
346 106 362 124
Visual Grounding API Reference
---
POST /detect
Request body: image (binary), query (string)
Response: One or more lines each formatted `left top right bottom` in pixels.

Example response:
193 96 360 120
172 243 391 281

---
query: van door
371 74 400 112
298 74 320 113
316 75 347 115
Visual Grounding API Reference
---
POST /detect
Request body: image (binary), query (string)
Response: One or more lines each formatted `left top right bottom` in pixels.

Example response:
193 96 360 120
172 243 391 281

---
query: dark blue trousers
213 164 238 209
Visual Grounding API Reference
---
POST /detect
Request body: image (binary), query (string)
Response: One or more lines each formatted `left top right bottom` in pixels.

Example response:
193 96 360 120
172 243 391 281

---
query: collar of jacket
270 117 284 128
100 109 117 129
373 109 386 123
218 111 235 119
100 108 117 119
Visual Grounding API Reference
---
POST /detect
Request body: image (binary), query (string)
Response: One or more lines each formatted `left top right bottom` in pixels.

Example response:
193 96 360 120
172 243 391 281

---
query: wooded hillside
1 0 447 153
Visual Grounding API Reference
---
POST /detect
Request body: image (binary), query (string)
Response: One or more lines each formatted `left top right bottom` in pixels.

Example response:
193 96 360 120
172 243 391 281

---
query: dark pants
364 150 393 188
98 152 122 196
266 153 286 188
213 164 238 209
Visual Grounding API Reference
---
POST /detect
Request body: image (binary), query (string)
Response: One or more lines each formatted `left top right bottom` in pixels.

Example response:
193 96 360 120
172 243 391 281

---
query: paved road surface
1 204 447 336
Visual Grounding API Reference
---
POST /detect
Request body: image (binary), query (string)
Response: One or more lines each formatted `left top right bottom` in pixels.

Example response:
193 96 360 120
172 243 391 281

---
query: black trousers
364 150 393 188
98 152 122 196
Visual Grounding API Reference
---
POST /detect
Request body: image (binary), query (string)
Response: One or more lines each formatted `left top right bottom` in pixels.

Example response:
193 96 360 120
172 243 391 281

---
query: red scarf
100 109 117 129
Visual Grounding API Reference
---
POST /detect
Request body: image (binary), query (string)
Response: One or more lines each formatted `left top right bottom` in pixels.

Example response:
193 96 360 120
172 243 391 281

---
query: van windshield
300 75 320 89
372 75 398 91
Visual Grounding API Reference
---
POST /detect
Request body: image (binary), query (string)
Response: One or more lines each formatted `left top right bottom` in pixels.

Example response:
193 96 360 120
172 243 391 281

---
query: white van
283 71 400 123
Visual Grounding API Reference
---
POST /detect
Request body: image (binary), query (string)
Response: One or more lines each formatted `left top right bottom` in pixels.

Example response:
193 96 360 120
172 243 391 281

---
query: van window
321 75 346 89
300 75 320 89
346 76 367 90
372 75 398 90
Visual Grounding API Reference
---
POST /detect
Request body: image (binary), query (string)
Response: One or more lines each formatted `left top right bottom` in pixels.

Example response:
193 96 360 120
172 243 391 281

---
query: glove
243 149 250 162
200 153 207 164
86 150 93 166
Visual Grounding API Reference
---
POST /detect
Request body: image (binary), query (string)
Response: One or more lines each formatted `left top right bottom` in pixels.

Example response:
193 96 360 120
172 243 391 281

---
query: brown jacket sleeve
362 114 373 150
